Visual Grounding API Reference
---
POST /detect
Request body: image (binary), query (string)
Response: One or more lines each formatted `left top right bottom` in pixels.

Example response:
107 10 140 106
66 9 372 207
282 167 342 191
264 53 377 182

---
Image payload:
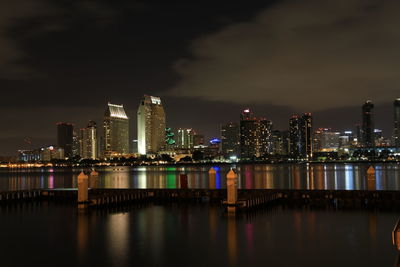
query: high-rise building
239 109 273 159
313 128 340 152
57 122 73 158
177 128 195 150
137 95 166 154
271 130 289 155
301 113 313 158
394 99 400 147
362 100 374 148
259 119 273 156
240 109 259 160
221 122 240 158
289 115 301 158
103 103 130 157
80 120 98 159
289 113 313 159
72 130 80 157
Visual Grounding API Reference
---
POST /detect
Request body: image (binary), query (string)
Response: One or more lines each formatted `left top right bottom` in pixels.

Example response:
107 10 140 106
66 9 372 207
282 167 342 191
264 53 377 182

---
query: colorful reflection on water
1 202 397 266
1 163 400 191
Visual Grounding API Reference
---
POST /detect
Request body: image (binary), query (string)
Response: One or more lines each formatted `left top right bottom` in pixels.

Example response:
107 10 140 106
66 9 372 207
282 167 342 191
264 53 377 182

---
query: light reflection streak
227 214 237 265
345 165 354 190
108 213 129 266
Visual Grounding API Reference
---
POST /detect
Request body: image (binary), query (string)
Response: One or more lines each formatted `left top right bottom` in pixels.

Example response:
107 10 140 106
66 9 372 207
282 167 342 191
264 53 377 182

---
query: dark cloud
0 0 397 156
167 0 400 110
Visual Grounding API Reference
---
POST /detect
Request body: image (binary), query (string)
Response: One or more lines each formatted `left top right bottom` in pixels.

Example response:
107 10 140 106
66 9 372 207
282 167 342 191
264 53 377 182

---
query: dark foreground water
0 202 398 267
1 163 400 191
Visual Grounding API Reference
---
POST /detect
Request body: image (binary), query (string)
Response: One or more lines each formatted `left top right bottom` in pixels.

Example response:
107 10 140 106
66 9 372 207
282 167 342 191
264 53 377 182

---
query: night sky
1 0 399 156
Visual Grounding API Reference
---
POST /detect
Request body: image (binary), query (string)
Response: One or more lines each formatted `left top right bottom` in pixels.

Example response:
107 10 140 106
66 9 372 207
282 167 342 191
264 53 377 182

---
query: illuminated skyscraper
177 128 194 149
103 103 129 157
221 122 240 158
80 120 98 159
57 122 73 158
289 115 301 158
394 99 400 147
259 119 273 156
240 109 258 159
137 95 166 154
362 100 374 148
289 113 313 159
301 113 313 158
239 109 273 159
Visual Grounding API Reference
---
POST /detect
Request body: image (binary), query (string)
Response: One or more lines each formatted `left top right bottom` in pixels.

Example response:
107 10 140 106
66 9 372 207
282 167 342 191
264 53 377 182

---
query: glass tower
103 103 129 157
80 120 98 159
137 95 166 155
362 100 374 148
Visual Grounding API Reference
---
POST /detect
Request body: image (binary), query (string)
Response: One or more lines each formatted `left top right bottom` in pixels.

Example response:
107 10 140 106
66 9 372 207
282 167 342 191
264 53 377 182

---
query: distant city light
210 138 221 145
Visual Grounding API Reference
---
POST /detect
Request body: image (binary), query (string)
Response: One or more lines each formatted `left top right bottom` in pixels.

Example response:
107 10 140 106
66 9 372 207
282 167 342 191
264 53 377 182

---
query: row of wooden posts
78 166 378 212
77 167 241 212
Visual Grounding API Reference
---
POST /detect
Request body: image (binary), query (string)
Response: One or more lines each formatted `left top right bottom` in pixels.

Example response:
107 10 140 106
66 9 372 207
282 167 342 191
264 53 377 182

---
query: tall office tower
259 119 273 156
394 99 400 147
221 122 240 158
289 113 313 158
240 109 259 160
362 100 375 148
57 122 73 159
72 130 80 157
103 103 130 157
289 115 301 158
301 113 313 158
80 120 98 159
137 95 166 155
177 128 194 149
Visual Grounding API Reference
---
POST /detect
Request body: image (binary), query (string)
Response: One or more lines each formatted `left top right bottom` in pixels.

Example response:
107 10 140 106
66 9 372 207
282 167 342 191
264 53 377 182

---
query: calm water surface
1 163 400 266
1 163 400 191
0 203 398 267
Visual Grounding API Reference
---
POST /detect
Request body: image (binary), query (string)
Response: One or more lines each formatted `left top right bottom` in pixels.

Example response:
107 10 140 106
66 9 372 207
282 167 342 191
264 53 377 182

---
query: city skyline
11 97 400 162
3 97 400 157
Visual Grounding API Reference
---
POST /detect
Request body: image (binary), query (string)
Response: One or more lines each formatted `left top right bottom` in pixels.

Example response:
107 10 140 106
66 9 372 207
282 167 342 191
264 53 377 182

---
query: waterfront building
80 120 98 159
339 131 355 149
394 99 400 147
301 113 313 158
362 100 375 148
57 122 73 158
259 119 273 156
289 115 301 158
239 109 273 159
18 149 41 162
289 113 313 159
103 103 130 157
177 128 195 150
313 128 340 152
72 130 80 157
271 130 289 156
40 146 64 161
137 95 166 155
221 122 240 158
240 109 259 159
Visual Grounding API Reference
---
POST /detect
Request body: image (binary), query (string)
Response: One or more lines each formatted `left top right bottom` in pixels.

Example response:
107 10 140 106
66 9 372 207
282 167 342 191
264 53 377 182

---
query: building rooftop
106 103 128 119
